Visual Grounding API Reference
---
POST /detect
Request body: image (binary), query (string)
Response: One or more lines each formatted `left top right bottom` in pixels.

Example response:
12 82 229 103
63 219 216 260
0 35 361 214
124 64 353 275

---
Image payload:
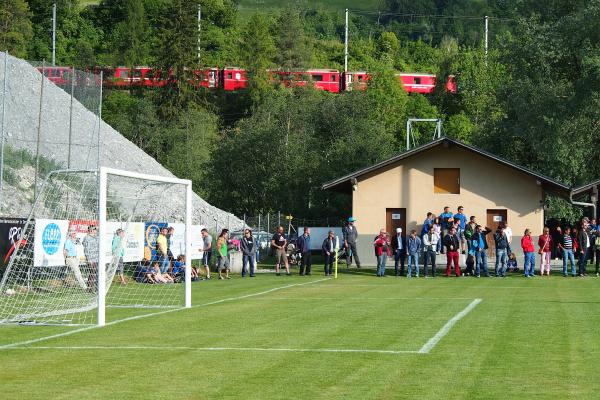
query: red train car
396 73 437 94
446 74 457 94
36 66 71 86
190 68 220 89
343 71 370 91
222 67 247 91
269 69 340 93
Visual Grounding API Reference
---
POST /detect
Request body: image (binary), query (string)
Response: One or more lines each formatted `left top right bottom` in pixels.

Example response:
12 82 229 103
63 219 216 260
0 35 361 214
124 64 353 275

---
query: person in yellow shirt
156 227 169 274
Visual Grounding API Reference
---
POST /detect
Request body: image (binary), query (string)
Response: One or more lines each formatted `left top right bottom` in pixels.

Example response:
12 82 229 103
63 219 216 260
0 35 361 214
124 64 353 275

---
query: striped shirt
562 234 573 250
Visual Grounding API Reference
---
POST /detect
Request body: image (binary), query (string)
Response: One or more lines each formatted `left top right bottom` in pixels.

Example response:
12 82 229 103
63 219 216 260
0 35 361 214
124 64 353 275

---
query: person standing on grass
521 229 536 277
271 226 290 276
240 229 257 278
167 226 175 269
464 216 477 253
322 230 337 277
453 206 468 252
297 227 312 276
216 229 231 280
156 227 170 274
111 229 127 285
494 226 509 277
421 212 434 237
538 227 553 276
64 229 88 290
500 221 513 256
589 218 597 267
558 226 576 277
374 229 391 277
82 225 99 291
444 226 461 277
343 217 361 268
472 225 491 277
423 226 439 278
577 220 591 277
200 228 212 279
440 207 454 253
432 217 442 253
391 227 406 277
406 230 422 278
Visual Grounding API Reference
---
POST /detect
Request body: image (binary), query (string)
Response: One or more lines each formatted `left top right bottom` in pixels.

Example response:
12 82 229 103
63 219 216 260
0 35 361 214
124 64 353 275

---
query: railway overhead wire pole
406 118 442 150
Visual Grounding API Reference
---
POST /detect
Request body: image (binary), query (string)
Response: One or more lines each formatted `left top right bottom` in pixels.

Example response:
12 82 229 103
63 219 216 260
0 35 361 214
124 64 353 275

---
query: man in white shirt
391 228 406 276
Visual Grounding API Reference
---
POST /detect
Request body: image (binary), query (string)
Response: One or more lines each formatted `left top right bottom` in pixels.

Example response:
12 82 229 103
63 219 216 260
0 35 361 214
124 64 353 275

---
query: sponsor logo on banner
104 222 145 263
0 218 27 270
34 219 69 267
144 222 167 261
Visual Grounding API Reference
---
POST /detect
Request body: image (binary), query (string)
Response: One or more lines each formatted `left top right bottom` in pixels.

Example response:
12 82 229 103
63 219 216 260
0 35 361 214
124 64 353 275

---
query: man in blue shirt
421 212 434 237
297 227 312 276
440 206 454 253
453 206 468 253
63 230 87 290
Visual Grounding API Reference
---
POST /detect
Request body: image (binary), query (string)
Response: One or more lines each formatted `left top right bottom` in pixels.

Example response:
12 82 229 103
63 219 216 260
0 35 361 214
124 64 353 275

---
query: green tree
240 13 275 106
0 0 32 57
275 10 312 70
112 0 150 67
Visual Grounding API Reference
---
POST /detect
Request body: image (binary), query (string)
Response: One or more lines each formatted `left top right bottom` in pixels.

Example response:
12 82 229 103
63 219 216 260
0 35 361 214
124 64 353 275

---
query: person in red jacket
374 229 391 277
538 227 553 276
521 228 536 277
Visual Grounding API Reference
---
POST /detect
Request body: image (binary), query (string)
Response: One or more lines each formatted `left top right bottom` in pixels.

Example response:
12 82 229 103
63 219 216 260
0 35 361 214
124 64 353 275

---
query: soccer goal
0 167 192 326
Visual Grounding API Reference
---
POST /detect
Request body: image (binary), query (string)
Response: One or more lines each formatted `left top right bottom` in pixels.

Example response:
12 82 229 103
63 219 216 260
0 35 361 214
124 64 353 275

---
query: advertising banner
166 224 205 260
0 218 27 270
104 222 145 263
144 222 167 261
34 219 70 267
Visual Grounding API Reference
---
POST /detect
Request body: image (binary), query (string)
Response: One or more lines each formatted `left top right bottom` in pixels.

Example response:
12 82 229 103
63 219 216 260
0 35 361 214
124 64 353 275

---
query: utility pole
52 3 57 66
344 9 349 73
484 15 489 61
197 4 202 64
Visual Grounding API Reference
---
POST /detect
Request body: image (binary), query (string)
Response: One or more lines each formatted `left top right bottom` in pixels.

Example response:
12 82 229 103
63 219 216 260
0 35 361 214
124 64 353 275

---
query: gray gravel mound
0 53 242 230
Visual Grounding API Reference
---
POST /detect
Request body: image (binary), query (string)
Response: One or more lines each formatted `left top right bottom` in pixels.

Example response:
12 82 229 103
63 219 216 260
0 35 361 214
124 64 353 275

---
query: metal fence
0 52 103 214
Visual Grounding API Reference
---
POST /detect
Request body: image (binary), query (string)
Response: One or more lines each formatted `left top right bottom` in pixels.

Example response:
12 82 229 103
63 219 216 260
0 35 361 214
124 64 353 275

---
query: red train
37 66 457 94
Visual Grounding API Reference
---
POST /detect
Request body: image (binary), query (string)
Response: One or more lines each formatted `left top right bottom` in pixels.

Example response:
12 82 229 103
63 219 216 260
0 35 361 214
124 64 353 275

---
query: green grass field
1 267 599 399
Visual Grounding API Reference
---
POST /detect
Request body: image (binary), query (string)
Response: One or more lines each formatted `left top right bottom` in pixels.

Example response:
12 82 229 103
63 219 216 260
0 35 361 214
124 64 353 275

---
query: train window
357 75 363 82
313 75 323 81
331 75 336 81
235 73 241 80
227 72 233 79
120 70 129 79
414 77 421 84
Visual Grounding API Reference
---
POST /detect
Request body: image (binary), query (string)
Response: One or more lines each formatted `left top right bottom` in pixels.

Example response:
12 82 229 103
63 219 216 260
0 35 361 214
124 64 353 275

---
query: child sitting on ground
507 252 519 272
152 261 174 284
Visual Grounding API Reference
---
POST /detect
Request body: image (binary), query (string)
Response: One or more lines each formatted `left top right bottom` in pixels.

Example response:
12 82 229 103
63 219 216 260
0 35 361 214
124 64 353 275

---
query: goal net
0 168 192 326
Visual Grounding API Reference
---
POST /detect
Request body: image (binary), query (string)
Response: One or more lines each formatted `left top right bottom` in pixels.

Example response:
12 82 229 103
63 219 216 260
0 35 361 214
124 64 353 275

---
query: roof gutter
569 190 597 219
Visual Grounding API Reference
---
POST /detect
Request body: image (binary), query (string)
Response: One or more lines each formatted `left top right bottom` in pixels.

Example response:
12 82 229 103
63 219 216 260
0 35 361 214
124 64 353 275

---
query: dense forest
1 0 599 223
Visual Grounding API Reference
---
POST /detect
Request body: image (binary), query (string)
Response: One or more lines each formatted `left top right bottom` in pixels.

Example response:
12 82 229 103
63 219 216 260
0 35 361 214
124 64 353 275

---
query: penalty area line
418 298 482 354
0 278 330 350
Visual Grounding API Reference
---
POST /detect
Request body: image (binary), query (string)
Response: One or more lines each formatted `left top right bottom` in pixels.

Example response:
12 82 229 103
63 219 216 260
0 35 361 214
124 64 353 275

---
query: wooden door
386 208 406 236
486 209 507 257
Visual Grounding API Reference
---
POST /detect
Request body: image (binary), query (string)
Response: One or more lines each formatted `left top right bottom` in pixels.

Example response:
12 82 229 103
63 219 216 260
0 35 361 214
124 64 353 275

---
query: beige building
323 137 596 265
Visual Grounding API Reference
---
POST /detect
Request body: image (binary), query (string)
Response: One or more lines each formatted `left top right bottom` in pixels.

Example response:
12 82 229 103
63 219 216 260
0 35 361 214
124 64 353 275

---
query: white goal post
97 167 193 326
0 167 193 327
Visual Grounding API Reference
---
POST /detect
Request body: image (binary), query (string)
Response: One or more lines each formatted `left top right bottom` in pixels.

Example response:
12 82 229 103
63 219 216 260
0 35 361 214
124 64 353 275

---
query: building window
434 168 460 194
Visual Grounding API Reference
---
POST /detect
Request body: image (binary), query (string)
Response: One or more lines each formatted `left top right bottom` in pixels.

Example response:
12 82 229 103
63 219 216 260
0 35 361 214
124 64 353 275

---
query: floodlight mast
406 118 443 150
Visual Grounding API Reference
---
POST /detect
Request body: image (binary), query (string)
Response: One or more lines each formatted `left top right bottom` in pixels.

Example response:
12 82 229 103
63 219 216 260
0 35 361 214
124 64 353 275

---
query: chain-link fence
0 52 103 216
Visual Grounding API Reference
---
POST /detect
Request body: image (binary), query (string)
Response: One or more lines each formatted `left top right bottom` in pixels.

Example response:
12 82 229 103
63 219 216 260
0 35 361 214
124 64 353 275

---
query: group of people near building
369 206 600 278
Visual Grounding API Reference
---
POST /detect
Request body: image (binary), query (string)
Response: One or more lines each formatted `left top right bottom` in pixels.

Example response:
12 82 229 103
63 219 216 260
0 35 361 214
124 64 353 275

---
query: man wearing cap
343 217 361 268
391 227 406 276
63 229 88 290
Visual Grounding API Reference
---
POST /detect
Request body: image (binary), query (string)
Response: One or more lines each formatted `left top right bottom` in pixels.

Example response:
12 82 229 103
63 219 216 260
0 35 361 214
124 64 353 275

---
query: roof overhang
322 137 573 196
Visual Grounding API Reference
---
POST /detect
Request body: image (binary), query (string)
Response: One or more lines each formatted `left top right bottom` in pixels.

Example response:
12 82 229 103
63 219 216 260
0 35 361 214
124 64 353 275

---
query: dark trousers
394 250 405 276
345 242 361 267
579 247 590 275
446 251 461 276
324 253 335 275
596 249 600 273
300 252 312 275
423 250 437 277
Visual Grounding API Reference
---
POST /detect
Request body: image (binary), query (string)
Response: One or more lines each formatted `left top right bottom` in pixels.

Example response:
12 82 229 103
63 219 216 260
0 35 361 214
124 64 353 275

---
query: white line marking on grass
0 278 330 350
418 298 482 354
4 345 418 355
245 297 476 301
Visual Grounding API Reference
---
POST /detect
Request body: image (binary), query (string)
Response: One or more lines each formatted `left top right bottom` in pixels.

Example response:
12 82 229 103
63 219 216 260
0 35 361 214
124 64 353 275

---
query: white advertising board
104 222 145 263
34 219 70 267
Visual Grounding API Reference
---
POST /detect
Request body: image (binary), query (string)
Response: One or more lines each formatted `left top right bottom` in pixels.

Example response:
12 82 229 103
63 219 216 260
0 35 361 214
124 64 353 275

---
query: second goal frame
97 167 193 326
